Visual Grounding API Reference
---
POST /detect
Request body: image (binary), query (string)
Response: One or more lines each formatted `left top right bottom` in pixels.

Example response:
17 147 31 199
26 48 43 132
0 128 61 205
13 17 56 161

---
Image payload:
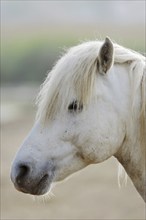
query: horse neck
115 66 146 201
115 120 145 201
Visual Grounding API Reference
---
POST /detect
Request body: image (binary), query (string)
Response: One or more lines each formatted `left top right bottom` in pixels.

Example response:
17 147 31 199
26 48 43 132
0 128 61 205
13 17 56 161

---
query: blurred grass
1 33 79 84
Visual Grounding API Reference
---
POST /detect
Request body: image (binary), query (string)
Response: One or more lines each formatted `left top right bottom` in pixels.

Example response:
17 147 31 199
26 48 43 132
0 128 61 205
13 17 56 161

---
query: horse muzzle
10 161 55 195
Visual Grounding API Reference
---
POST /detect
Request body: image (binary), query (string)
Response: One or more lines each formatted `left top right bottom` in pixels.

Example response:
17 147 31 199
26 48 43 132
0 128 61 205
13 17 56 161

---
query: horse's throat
115 138 145 202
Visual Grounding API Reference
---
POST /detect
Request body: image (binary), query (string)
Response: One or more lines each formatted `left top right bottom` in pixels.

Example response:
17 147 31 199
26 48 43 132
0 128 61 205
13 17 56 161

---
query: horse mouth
15 174 52 196
33 174 50 195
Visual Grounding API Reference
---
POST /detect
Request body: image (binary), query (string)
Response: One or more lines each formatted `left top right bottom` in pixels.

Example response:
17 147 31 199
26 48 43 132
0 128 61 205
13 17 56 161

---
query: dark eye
68 100 83 112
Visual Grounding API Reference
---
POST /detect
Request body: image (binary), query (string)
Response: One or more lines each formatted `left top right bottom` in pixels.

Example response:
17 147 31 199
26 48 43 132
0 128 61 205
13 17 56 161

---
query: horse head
11 37 146 201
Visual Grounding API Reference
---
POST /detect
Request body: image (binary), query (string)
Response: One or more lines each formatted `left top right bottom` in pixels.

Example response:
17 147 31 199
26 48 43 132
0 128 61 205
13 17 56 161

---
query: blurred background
1 1 145 219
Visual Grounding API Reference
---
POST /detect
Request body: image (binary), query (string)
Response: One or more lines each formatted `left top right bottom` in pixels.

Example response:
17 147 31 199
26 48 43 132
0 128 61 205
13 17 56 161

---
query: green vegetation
1 33 78 85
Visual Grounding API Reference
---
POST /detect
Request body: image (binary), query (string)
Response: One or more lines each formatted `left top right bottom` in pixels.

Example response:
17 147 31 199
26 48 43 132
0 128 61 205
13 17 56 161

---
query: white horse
11 37 146 201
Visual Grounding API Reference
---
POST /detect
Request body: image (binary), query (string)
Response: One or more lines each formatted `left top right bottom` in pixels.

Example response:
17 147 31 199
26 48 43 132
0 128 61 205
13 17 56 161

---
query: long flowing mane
36 41 146 146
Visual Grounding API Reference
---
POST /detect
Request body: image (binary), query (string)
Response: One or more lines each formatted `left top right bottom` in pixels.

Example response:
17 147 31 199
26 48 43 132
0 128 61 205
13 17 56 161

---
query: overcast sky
2 1 145 29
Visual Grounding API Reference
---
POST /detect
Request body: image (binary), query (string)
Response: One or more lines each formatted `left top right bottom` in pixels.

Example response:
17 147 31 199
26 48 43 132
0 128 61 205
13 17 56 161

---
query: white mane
36 41 146 127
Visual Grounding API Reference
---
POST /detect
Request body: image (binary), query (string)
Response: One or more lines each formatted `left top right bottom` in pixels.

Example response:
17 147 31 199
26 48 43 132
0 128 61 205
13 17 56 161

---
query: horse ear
98 37 114 74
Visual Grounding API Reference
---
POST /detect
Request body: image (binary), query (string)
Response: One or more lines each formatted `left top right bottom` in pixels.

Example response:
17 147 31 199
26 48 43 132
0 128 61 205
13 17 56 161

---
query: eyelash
68 100 83 112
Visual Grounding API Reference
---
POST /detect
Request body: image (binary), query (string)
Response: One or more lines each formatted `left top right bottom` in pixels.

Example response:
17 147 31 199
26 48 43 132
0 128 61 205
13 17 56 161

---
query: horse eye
68 100 83 112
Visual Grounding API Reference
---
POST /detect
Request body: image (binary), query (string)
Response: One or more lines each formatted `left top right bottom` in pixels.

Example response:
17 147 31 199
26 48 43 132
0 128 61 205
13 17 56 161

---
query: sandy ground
1 88 145 220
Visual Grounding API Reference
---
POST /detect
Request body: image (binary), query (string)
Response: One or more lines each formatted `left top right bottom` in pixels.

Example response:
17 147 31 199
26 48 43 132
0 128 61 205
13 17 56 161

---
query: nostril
16 164 30 185
19 165 30 177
